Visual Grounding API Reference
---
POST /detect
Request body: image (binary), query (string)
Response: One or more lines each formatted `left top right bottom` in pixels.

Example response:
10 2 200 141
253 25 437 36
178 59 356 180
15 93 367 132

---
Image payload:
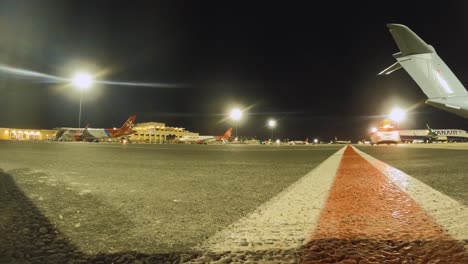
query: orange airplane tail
223 128 233 139
120 115 136 132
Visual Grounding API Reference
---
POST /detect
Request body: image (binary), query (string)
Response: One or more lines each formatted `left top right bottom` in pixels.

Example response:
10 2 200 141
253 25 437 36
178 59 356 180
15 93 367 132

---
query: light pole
72 72 93 128
230 108 242 140
268 119 276 141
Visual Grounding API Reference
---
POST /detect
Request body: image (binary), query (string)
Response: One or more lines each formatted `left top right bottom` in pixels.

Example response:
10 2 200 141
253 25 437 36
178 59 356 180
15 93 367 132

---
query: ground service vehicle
370 120 401 145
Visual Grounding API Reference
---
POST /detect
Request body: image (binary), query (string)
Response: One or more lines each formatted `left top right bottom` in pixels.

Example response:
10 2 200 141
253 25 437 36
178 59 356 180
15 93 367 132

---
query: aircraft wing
381 24 468 118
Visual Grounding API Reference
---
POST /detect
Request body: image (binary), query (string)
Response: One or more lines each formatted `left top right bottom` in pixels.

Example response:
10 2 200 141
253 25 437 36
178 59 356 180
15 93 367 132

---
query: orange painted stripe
300 146 467 263
311 146 449 241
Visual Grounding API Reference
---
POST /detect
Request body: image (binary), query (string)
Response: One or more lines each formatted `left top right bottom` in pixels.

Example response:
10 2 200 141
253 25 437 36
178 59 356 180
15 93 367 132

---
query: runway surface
0 141 466 263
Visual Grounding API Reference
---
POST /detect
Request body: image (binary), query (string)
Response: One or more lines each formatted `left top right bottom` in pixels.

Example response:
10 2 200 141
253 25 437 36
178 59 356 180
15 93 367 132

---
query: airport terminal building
0 122 199 143
131 122 198 143
0 128 57 141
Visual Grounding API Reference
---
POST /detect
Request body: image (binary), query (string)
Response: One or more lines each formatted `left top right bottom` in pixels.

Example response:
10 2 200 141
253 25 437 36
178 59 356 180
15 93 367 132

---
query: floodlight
230 108 242 121
389 107 406 122
72 72 93 89
268 119 277 128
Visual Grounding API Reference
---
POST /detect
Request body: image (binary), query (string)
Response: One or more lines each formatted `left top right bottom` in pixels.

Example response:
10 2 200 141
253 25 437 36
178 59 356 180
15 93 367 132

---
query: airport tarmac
0 141 466 263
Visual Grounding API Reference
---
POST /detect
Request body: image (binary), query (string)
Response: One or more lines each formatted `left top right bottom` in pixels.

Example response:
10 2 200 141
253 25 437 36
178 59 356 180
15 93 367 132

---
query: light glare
389 107 406 122
230 108 242 121
72 72 93 89
268 119 277 128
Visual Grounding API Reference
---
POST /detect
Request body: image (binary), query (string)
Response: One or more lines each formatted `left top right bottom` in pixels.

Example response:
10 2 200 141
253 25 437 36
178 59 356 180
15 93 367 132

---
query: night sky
1 1 467 141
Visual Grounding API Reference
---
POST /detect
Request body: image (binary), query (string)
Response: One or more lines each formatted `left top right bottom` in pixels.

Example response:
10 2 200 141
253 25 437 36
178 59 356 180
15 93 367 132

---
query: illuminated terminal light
314 138 318 144
12 130 16 134
4 130 8 134
371 127 378 133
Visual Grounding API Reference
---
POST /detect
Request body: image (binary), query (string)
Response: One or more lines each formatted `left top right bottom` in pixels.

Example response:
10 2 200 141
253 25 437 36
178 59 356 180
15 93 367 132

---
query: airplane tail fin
386 23 433 56
120 115 136 132
223 128 233 139
426 123 437 137
380 24 468 99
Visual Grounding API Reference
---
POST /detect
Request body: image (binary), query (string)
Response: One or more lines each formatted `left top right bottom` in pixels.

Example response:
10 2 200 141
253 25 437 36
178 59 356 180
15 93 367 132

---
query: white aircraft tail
380 24 468 99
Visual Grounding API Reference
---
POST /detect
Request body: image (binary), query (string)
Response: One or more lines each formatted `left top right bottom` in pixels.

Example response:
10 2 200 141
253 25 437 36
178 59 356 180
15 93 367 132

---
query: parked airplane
335 140 352 144
288 138 309 145
178 128 232 144
399 124 468 143
380 24 468 119
55 115 137 142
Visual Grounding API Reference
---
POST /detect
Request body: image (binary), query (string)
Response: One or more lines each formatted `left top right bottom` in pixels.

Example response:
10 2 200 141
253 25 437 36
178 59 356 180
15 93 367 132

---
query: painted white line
195 146 346 252
354 146 468 241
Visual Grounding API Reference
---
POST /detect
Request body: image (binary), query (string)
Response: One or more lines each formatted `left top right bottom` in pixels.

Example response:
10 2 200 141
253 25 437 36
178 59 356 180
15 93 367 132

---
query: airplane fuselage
398 129 468 142
178 135 216 144
288 141 308 145
178 128 232 144
56 128 133 141
55 115 136 142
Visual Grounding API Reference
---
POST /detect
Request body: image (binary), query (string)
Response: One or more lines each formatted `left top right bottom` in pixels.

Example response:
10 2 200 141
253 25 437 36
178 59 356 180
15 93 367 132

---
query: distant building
129 122 199 143
130 122 198 143
0 128 57 141
0 121 199 143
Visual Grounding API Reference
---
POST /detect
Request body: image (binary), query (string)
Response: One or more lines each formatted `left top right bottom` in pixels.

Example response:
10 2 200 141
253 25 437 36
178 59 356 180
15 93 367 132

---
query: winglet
386 24 434 56
378 61 402 75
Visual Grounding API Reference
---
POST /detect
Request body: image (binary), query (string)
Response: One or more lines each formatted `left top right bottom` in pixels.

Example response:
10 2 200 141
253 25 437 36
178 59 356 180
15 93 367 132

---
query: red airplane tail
120 115 136 132
223 128 233 139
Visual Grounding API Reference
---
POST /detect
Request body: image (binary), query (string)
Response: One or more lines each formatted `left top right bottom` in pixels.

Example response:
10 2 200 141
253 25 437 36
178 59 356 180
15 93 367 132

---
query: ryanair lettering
434 130 461 135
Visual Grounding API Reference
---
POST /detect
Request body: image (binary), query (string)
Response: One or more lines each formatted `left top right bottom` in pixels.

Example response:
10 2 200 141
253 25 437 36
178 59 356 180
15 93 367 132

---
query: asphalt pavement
356 144 468 205
0 141 466 263
0 141 341 261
